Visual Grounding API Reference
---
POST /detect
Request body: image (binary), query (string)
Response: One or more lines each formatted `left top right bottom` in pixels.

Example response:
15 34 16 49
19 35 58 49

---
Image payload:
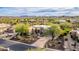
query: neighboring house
70 19 79 23
32 25 51 29
59 20 66 23
28 19 36 22
28 19 36 25
29 25 51 35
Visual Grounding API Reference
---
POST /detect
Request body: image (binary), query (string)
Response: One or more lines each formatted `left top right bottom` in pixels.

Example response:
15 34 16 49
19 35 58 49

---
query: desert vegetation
0 16 79 51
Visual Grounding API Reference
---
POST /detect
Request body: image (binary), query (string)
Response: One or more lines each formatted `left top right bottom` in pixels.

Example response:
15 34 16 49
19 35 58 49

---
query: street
0 39 36 51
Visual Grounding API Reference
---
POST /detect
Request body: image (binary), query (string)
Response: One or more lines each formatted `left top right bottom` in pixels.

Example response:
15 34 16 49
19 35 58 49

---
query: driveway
31 37 50 48
0 39 36 51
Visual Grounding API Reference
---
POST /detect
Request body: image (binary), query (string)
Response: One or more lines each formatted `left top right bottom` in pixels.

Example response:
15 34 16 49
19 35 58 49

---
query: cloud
0 7 79 16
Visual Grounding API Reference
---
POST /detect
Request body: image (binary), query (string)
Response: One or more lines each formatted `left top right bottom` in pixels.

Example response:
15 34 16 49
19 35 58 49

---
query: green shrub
14 23 29 36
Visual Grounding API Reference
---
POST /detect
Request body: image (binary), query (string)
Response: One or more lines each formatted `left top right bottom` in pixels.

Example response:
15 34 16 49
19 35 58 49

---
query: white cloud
0 7 79 16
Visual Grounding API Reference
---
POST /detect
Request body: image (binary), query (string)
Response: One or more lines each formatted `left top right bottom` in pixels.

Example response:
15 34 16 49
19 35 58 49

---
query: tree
66 19 71 23
13 23 29 36
48 18 60 24
60 22 72 33
49 24 64 40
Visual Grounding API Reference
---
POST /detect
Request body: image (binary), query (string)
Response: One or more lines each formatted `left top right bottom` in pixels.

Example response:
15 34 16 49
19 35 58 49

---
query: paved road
31 37 50 48
0 39 36 51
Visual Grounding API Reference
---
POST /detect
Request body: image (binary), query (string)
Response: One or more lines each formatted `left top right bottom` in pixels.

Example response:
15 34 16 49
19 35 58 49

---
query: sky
0 7 79 16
